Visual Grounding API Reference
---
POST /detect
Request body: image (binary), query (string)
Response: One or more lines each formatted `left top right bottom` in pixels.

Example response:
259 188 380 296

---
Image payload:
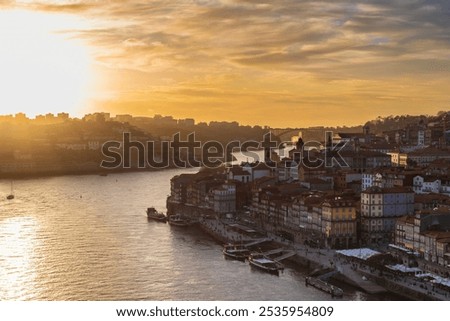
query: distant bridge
270 129 303 143
270 127 329 144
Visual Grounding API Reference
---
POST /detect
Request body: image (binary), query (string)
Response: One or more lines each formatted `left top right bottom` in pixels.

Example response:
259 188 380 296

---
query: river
0 169 394 301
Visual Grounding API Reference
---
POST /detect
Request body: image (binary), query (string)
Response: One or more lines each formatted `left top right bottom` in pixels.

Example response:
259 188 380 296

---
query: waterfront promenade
198 218 450 300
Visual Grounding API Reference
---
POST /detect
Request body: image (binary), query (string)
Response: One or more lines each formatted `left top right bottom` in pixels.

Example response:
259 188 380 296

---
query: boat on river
6 181 14 200
223 244 250 261
146 207 167 223
248 253 284 275
305 277 343 297
167 215 192 227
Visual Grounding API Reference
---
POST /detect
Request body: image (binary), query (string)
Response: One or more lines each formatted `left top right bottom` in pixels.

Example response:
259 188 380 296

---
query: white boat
248 253 283 275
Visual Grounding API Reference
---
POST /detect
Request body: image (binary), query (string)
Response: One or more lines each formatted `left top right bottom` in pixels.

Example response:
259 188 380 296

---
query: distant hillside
362 111 448 134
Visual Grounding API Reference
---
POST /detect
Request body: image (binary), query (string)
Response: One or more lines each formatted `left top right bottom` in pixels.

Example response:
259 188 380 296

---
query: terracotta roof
229 167 250 176
362 186 413 194
323 197 355 207
337 133 366 138
397 215 415 224
361 142 398 150
305 178 330 184
415 193 450 203
409 147 450 156
340 150 390 157
422 231 450 239
253 162 272 170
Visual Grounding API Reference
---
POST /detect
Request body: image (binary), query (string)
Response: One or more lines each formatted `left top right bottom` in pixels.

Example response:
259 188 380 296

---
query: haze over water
1 169 384 301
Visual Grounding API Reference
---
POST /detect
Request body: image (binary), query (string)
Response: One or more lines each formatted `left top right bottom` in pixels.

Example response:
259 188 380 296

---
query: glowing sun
0 9 93 117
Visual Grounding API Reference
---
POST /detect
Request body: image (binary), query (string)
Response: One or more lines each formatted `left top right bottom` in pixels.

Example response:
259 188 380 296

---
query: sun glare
0 9 93 117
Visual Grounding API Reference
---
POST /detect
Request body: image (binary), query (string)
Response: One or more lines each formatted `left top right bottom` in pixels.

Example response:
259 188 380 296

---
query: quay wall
167 201 215 218
362 271 439 301
166 201 445 300
197 221 230 244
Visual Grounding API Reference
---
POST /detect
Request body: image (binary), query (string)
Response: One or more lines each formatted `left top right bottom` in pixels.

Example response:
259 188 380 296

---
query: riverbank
0 165 195 180
198 218 384 290
190 216 449 300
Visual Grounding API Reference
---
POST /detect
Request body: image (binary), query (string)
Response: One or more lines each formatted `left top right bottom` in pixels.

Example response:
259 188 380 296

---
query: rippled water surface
1 169 380 301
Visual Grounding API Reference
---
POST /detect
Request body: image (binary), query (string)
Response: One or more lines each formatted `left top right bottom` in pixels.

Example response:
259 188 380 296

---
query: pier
169 204 450 300
261 248 285 256
273 251 296 262
243 238 271 247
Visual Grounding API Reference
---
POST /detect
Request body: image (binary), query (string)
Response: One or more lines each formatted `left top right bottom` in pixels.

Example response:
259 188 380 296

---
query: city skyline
0 1 449 127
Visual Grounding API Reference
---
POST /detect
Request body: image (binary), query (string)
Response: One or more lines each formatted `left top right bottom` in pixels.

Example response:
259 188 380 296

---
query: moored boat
248 253 284 275
167 215 191 227
146 207 167 223
305 277 343 298
223 244 250 261
6 181 14 200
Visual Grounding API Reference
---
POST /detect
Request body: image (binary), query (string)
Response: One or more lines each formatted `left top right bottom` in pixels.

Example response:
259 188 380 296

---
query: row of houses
169 170 240 216
250 181 417 248
395 207 450 268
169 152 450 253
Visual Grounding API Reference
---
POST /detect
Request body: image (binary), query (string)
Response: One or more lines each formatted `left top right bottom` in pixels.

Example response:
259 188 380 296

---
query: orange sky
0 0 449 127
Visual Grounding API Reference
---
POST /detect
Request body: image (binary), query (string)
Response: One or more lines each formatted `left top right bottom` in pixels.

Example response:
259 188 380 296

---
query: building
322 197 357 248
242 162 273 181
340 150 392 171
414 193 450 211
178 118 195 127
115 114 133 123
227 166 251 183
407 147 450 167
334 170 361 192
395 208 450 266
413 176 441 194
361 186 414 245
276 158 299 181
186 176 222 207
170 174 197 203
83 112 111 122
361 168 420 191
388 152 408 167
211 183 236 215
57 113 69 121
300 178 333 191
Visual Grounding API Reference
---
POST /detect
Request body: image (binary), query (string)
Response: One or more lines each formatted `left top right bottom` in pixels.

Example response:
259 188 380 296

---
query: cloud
2 0 450 126
9 0 449 75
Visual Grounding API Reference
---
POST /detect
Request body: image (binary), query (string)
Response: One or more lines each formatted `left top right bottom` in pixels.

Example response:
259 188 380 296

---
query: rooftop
409 147 450 156
362 186 413 194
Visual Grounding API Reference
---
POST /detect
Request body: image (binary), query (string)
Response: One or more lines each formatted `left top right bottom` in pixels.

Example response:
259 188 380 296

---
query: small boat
248 253 284 275
168 215 191 227
223 244 250 261
146 207 167 223
305 277 343 298
6 181 14 200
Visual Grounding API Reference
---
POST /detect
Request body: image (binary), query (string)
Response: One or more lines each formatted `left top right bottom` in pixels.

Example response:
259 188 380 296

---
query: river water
0 169 390 301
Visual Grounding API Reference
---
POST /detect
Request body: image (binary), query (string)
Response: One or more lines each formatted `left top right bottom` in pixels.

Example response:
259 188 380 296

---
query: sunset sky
0 0 449 127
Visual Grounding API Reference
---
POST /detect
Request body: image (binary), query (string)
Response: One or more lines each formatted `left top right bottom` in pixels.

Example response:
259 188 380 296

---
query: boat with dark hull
146 207 167 223
6 181 14 200
223 244 250 261
167 215 191 227
248 253 284 275
305 277 343 298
